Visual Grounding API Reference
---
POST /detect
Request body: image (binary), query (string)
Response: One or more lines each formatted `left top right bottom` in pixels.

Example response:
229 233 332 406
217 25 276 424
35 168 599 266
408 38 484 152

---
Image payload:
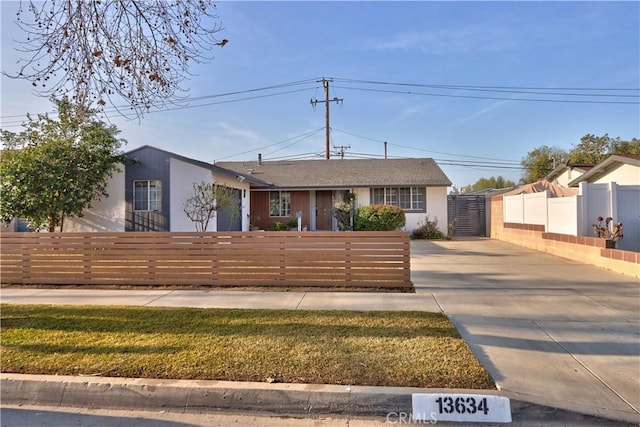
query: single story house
545 161 594 187
216 155 452 232
567 154 640 187
58 145 453 233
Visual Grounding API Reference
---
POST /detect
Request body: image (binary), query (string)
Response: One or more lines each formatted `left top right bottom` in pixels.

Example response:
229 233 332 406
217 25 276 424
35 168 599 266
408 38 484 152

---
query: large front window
269 191 291 217
371 187 425 211
134 180 162 211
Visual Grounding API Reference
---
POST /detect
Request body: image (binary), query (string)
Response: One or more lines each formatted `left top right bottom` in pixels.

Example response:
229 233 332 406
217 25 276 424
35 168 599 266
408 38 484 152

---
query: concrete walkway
1 238 638 423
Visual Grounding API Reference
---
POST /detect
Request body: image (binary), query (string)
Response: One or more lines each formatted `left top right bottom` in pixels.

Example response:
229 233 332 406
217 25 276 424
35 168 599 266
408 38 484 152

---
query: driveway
411 238 639 423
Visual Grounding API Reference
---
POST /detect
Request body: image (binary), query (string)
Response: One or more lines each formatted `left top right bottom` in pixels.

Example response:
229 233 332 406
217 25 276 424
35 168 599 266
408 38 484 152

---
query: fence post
83 235 92 281
279 234 286 282
345 238 351 284
403 233 411 285
544 191 550 232
21 235 29 285
210 234 218 286
610 182 618 223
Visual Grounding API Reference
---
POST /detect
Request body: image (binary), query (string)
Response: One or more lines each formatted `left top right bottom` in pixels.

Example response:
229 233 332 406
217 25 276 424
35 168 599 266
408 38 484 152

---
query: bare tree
6 1 225 118
183 181 236 232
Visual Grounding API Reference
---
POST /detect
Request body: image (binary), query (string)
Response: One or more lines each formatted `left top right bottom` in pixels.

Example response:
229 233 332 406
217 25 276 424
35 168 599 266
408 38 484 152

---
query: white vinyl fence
503 182 640 252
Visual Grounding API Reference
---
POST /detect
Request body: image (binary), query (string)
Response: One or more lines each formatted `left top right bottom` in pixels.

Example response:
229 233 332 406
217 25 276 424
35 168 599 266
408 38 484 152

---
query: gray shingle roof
216 158 452 189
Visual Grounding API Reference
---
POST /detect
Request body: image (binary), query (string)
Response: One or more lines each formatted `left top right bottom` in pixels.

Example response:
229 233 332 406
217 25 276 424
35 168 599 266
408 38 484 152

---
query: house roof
567 154 640 187
215 158 452 189
544 161 595 183
460 187 515 197
125 145 248 181
499 179 579 197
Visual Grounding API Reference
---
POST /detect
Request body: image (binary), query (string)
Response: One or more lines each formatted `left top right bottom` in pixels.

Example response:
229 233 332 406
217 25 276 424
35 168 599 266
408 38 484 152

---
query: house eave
567 155 640 186
248 182 452 190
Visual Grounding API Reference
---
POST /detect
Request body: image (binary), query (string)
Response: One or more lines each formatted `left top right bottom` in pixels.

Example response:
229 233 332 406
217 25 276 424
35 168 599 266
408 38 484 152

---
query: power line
333 86 640 105
0 86 320 128
3 76 638 125
264 127 324 157
331 78 639 93
265 151 325 161
214 127 324 161
331 127 523 164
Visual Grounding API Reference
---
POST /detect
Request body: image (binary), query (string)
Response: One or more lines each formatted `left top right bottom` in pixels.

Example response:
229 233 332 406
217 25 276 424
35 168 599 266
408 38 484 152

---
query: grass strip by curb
1 304 495 389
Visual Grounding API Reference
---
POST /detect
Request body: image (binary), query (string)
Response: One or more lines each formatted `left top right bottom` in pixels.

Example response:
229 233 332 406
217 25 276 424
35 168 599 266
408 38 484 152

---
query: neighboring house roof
567 154 640 187
500 179 579 197
545 161 594 183
215 158 452 189
125 145 253 182
460 187 515 197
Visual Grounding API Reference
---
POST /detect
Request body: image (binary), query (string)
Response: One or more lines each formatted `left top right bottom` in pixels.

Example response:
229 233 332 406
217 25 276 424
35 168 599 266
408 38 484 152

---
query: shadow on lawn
5 343 182 354
1 306 460 339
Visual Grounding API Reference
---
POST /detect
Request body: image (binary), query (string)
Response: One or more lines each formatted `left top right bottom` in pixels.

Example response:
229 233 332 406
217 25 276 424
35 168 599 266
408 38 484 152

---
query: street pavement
1 238 638 425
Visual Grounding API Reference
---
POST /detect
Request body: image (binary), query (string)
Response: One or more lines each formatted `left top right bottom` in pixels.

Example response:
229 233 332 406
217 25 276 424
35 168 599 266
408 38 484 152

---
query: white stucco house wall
64 166 126 232
567 154 640 187
545 162 594 188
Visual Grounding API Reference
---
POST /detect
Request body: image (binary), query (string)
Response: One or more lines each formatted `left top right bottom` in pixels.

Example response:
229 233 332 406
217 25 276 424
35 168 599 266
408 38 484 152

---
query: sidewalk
1 238 639 424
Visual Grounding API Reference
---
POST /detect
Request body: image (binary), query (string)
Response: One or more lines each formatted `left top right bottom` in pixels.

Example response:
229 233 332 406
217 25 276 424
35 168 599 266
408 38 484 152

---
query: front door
316 190 333 230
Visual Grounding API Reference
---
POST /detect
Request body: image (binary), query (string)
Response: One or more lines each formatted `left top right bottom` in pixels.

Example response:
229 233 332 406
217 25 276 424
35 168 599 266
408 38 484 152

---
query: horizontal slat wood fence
0 231 411 289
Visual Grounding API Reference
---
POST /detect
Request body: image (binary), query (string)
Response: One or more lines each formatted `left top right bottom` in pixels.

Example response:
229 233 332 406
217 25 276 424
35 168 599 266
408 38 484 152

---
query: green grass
0 304 494 389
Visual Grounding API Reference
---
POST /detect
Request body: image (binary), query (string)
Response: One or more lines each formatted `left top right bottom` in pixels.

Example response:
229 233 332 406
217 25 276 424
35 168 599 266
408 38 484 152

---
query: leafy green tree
0 98 125 231
568 134 640 164
461 176 516 193
520 135 639 184
520 146 568 184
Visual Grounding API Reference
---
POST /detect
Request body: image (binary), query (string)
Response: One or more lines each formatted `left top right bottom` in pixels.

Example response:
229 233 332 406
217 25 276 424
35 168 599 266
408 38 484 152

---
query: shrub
272 221 288 231
354 204 406 231
332 201 354 231
411 216 445 240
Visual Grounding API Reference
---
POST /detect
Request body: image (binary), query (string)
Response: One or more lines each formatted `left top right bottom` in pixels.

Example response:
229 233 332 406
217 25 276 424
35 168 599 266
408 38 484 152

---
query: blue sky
1 1 639 189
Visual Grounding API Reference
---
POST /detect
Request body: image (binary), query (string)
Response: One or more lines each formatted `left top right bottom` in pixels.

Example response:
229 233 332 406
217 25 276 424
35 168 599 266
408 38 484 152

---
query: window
269 191 291 217
370 187 425 211
371 188 385 205
134 180 162 211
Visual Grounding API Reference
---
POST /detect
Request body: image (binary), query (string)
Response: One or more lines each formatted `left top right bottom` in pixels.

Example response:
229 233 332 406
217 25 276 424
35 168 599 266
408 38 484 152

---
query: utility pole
310 78 343 159
333 145 350 159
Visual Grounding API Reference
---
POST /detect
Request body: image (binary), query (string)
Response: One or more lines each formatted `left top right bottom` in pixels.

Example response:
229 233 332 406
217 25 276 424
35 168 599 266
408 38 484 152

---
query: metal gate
447 195 486 236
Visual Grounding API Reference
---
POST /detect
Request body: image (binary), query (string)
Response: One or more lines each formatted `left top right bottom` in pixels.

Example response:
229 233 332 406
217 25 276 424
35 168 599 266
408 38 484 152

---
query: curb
1 374 429 416
2 374 636 425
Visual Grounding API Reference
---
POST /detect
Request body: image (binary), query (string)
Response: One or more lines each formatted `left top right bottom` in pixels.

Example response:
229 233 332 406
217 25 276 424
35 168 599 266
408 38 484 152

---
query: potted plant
592 216 623 248
286 217 299 231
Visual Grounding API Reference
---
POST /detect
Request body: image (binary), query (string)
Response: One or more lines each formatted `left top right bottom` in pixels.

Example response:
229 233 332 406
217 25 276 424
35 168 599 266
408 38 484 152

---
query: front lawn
0 304 494 389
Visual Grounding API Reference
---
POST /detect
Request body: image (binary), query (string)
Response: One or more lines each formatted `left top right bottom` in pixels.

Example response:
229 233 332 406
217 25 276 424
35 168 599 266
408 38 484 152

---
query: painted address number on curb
412 393 511 423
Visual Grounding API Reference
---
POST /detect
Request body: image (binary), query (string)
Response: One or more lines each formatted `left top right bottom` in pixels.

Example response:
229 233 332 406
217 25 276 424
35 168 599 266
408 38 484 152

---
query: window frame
370 187 425 212
269 190 292 217
133 180 162 212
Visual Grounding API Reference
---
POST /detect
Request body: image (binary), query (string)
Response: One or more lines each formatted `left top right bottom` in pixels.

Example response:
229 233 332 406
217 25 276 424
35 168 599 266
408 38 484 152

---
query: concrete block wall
490 196 639 279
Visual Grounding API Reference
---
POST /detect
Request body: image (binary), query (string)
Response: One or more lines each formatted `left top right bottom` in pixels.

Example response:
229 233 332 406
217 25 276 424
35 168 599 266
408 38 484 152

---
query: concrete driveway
411 238 639 424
